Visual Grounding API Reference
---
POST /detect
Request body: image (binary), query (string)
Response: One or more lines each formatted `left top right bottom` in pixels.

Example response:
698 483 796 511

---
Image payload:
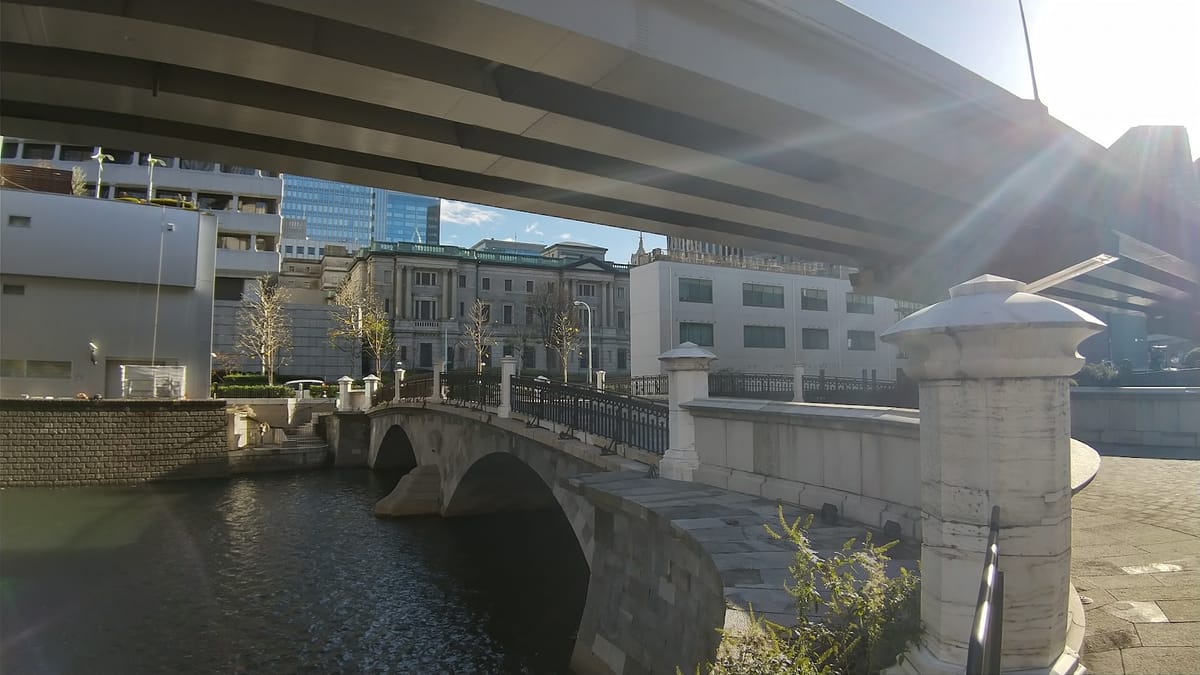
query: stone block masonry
0 399 229 486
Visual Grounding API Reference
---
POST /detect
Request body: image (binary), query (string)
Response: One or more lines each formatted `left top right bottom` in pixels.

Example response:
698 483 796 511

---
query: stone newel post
595 370 606 391
393 367 406 402
498 356 517 418
363 374 380 407
792 363 806 403
431 361 445 404
337 375 353 412
658 342 717 481
881 275 1103 675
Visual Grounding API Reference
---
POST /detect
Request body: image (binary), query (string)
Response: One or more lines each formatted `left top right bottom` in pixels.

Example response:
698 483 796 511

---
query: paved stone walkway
1072 452 1200 674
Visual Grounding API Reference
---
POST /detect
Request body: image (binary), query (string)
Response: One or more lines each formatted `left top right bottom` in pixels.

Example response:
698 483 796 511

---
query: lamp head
573 300 584 307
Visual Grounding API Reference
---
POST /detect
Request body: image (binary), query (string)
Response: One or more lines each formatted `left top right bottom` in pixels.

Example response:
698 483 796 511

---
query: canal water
0 470 590 674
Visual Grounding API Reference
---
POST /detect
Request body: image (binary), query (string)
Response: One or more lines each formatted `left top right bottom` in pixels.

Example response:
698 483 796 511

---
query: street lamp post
145 154 167 198
91 148 114 199
573 300 593 386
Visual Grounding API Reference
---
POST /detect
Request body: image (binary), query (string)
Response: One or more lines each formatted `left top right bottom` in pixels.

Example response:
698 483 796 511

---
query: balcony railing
511 377 667 454
966 506 1004 675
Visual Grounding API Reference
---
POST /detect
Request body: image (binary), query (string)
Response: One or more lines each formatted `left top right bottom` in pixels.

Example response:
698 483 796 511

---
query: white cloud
523 222 545 236
559 233 572 240
440 200 500 226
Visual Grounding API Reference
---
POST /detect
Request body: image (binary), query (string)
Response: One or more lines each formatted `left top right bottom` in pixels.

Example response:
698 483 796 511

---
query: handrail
511 376 668 454
966 506 1004 675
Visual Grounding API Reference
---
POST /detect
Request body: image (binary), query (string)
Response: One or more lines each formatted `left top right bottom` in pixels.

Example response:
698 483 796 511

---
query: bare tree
548 312 581 383
234 275 293 385
461 299 495 374
71 166 88 196
329 280 394 376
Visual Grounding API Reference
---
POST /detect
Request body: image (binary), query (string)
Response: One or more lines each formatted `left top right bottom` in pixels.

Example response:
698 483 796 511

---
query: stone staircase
280 421 327 451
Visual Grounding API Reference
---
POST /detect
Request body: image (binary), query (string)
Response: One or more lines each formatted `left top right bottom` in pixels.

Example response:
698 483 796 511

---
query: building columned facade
631 253 916 380
346 241 632 375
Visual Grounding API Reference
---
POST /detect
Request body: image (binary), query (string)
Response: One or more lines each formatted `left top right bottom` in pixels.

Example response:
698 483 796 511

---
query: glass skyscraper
281 175 440 247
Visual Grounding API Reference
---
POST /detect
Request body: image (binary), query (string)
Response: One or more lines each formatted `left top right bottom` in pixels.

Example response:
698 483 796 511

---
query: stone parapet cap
658 342 718 371
682 398 919 437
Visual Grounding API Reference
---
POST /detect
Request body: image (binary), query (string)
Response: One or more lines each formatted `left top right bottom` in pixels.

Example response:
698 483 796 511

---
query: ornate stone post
337 375 353 412
431 361 445 404
498 356 517 418
792 363 806 402
362 374 380 408
595 370 606 391
881 275 1103 675
393 366 406 402
658 342 717 481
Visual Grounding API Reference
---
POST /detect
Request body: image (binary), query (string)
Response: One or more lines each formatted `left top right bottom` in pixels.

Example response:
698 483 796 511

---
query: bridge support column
498 356 516 418
881 275 1103 675
431 361 444 404
393 367 406 402
658 342 717 481
792 363 805 402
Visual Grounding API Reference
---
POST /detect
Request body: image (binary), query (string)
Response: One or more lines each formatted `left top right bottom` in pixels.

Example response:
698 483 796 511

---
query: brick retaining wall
0 399 230 486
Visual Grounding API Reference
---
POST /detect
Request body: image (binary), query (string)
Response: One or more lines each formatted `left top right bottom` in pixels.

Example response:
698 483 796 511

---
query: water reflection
1 470 589 673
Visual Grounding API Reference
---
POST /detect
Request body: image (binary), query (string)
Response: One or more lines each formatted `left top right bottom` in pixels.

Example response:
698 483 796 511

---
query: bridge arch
374 424 418 474
443 452 559 516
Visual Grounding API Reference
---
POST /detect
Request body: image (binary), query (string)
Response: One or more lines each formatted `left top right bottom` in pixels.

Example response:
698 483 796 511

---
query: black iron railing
709 372 793 400
607 375 669 397
610 371 918 407
966 506 1004 675
393 376 433 401
511 376 668 454
441 370 501 408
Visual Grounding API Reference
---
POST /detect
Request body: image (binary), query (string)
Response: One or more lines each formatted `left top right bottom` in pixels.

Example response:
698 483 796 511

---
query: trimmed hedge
220 373 270 385
213 385 295 398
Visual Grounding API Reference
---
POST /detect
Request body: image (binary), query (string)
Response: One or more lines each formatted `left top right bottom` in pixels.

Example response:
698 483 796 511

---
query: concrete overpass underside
1 0 1195 330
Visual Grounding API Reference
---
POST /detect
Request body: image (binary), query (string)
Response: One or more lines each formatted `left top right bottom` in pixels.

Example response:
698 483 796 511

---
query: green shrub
1073 361 1120 387
213 384 294 398
221 373 269 385
698 508 921 675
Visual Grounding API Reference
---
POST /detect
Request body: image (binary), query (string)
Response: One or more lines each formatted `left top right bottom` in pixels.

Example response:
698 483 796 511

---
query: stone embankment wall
0 399 229 486
1071 387 1199 450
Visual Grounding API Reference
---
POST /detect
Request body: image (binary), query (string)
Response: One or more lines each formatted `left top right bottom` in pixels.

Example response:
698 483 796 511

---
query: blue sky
434 0 1198 262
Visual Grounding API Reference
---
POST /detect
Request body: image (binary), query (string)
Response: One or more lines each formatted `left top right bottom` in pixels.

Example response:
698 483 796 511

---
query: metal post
146 153 166 198
574 300 593 386
91 148 113 199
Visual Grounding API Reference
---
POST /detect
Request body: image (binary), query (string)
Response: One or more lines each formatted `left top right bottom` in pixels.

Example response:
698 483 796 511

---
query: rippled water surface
0 470 589 674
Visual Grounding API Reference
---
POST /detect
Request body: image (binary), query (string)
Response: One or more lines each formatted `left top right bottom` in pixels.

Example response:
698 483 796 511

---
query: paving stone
1118 646 1200 674
1157 600 1200 623
1084 629 1141 653
1079 647 1125 675
1076 573 1168 590
1136 622 1200 647
1102 601 1169 624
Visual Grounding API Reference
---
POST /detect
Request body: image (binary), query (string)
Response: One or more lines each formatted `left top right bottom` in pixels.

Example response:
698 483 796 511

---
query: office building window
0 141 17 159
525 306 535 324
743 283 784 308
802 328 829 350
503 305 513 324
523 347 537 369
399 346 408 363
307 247 315 255
617 348 627 370
459 274 467 288
577 283 596 297
678 277 712 303
481 304 491 322
415 271 437 286
846 293 874 315
415 300 436 320
459 301 465 317
59 145 95 162
526 280 534 293
895 300 925 318
848 330 876 351
481 277 491 290
679 322 714 347
744 325 786 348
617 287 625 299
617 311 626 330
20 143 55 160
284 245 294 254
801 288 828 311
504 279 512 291
1 359 25 377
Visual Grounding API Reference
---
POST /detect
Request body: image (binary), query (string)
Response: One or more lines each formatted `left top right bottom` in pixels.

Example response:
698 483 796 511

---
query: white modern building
0 189 217 399
0 138 282 296
631 254 916 379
